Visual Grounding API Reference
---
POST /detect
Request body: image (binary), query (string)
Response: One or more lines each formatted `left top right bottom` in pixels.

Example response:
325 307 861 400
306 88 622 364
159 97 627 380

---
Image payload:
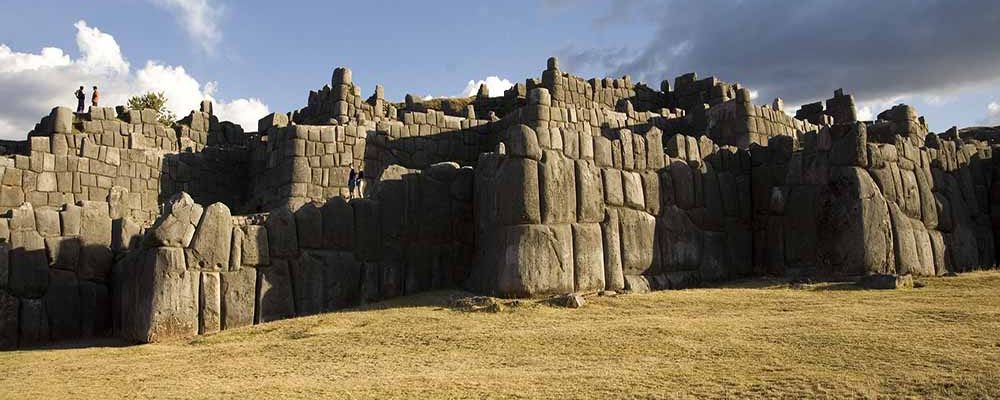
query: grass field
3 272 1000 399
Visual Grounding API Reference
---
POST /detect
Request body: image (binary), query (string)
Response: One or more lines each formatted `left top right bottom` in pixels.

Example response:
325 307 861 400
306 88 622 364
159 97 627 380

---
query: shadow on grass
13 336 133 352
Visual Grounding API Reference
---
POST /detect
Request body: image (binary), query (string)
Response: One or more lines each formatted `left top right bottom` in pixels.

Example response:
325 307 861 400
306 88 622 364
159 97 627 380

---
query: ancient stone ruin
1 57 998 347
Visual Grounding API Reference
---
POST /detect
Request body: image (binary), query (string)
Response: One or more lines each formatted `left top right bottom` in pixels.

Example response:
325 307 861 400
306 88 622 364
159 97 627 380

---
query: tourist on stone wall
357 170 365 198
92 86 100 108
348 167 357 199
75 86 86 112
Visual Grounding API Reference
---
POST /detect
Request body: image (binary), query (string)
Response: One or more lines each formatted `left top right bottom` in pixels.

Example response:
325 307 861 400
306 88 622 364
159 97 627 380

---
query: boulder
294 203 323 249
34 208 61 237
503 125 542 160
539 150 577 224
496 157 541 225
602 168 624 206
146 194 203 248
888 202 920 275
829 122 868 167
601 209 625 291
619 209 657 275
816 167 894 275
257 259 296 323
669 160 695 209
19 299 49 347
78 201 114 282
0 292 17 349
928 229 949 275
45 236 80 271
290 255 324 316
352 199 381 262
700 231 729 282
572 223 605 293
318 251 363 311
574 160 605 223
199 272 221 334
186 203 233 270
624 275 652 294
121 247 198 343
783 187 818 267
240 225 269 267
858 274 913 290
659 206 702 271
44 269 81 341
220 268 256 330
640 171 661 216
622 171 645 210
910 221 936 276
321 197 354 249
496 224 574 297
78 281 110 337
266 206 299 258
9 246 49 298
60 204 82 236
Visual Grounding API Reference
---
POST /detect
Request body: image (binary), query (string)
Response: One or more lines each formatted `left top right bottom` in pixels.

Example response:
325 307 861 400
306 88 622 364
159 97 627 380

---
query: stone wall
4 57 1000 347
0 200 135 348
120 158 474 342
751 114 997 277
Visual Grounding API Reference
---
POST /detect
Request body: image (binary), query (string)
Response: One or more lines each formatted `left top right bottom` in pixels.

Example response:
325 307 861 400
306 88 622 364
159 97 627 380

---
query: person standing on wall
348 166 357 199
91 86 100 108
75 86 86 113
357 169 365 198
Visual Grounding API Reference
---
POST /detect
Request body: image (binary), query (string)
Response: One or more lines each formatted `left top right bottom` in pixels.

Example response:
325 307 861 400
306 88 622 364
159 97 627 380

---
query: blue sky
0 0 998 138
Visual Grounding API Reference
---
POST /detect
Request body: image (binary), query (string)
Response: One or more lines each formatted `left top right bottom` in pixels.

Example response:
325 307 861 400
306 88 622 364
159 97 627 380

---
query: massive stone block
199 272 222 334
619 208 657 276
817 167 894 275
910 221 936 276
220 268 256 330
670 160 695 209
572 223 605 293
660 206 702 272
495 224 574 297
496 157 541 225
601 209 625 291
0 291 17 349
540 150 577 224
266 206 299 259
321 197 354 250
44 269 81 341
602 168 624 206
187 203 233 270
503 124 542 160
240 225 270 267
575 160 604 223
122 247 198 343
622 171 645 210
78 280 110 337
294 202 323 249
352 199 382 262
19 299 49 347
146 194 202 248
257 259 295 323
9 246 49 299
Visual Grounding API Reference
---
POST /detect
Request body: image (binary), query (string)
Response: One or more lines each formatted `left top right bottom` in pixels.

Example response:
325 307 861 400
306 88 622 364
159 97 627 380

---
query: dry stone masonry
1 57 999 347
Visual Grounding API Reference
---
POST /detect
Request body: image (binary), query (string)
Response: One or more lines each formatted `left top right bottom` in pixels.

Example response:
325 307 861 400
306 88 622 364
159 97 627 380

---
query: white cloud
748 90 759 101
461 76 514 97
856 106 873 121
984 101 1000 126
150 0 223 53
0 20 267 140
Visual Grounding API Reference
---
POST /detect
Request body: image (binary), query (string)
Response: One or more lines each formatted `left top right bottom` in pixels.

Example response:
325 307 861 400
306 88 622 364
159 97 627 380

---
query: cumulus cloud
984 102 1000 126
0 20 267 139
150 0 223 53
560 1 1000 109
461 76 514 97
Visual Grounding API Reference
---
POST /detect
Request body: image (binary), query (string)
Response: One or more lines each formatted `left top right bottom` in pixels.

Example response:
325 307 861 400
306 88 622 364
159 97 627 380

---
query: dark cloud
558 0 1000 106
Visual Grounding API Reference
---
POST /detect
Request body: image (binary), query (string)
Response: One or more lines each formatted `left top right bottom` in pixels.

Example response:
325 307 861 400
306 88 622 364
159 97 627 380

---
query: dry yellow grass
3 272 1000 399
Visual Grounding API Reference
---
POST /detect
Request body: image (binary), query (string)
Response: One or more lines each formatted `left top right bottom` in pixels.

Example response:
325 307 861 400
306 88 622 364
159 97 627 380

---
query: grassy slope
2 272 1000 399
